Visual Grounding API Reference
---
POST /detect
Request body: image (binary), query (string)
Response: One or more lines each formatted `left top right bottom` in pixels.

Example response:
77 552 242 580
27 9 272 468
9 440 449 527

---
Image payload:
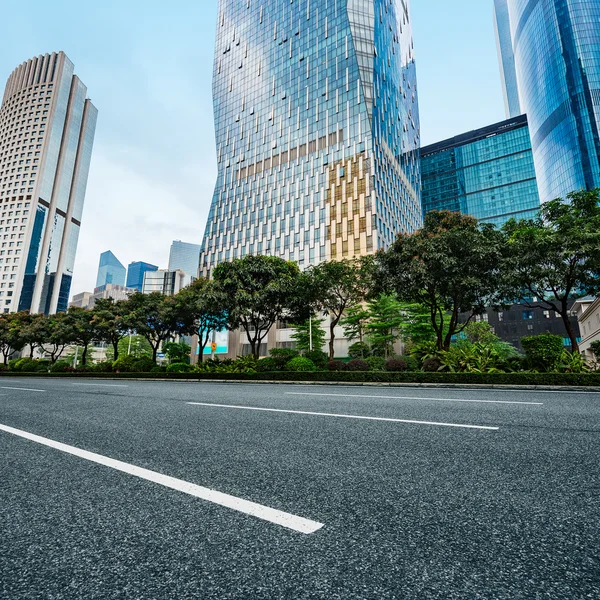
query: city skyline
0 0 505 295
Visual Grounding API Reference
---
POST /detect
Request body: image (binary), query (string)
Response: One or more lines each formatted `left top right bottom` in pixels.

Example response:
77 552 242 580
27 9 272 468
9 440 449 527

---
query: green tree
0 314 26 364
117 334 152 359
590 340 600 360
127 292 191 363
93 298 133 361
364 293 404 358
463 321 500 345
41 313 75 363
213 255 308 359
65 307 100 366
175 278 229 361
163 341 192 364
290 318 327 353
15 312 48 359
396 302 438 346
502 190 600 353
375 211 506 351
341 304 370 344
308 258 370 359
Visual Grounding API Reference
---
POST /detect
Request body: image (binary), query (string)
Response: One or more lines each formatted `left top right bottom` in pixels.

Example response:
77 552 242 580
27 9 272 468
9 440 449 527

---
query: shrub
112 355 138 373
255 357 279 372
151 365 165 373
348 342 371 359
285 356 317 372
423 357 442 372
328 360 347 371
590 340 600 359
35 360 51 373
133 357 156 372
303 350 329 370
347 359 369 372
8 357 40 372
366 356 386 371
50 360 74 373
522 334 565 372
166 362 194 373
90 361 113 373
269 348 299 370
402 355 420 372
385 358 408 372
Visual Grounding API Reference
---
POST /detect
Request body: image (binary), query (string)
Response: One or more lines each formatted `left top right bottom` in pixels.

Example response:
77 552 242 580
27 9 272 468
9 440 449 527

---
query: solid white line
289 385 600 395
187 402 499 431
285 392 543 406
71 384 129 388
0 386 45 392
0 423 323 535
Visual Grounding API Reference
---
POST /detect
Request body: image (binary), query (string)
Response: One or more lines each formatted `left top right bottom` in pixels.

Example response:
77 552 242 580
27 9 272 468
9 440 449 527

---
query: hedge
2 370 600 387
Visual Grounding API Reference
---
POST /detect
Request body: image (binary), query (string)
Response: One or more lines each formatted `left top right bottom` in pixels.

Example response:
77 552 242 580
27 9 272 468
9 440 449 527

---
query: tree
117 334 152 359
175 278 229 362
163 341 192 364
290 318 327 353
0 314 26 364
212 255 308 359
41 313 74 363
308 258 370 359
375 211 506 351
341 304 370 344
364 293 404 358
127 292 189 363
15 312 48 358
93 298 133 361
65 307 101 366
462 321 500 345
503 190 600 353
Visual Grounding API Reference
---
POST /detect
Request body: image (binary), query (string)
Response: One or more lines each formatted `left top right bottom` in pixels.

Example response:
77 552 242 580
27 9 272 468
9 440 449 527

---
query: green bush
255 357 279 372
366 356 386 371
133 357 156 372
303 350 329 370
590 340 600 359
423 357 442 372
269 348 299 370
328 360 347 371
35 360 51 373
347 359 369 372
166 362 194 373
285 356 317 372
402 355 419 372
522 334 565 372
50 360 74 373
90 361 113 373
151 365 165 373
348 342 371 359
112 355 138 372
385 358 408 372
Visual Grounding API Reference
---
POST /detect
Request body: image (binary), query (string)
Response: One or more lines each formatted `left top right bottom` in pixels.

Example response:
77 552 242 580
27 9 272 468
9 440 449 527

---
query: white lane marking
187 402 499 431
0 386 45 392
285 392 543 406
0 423 323 535
71 384 129 388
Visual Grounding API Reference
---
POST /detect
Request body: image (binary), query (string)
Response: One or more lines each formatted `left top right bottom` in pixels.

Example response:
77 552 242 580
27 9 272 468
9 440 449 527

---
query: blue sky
0 0 505 295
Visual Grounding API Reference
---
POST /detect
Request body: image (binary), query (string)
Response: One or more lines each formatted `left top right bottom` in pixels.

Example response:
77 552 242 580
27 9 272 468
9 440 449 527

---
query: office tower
69 291 93 309
421 115 540 227
91 283 136 306
96 250 126 289
200 0 422 275
493 0 521 118
503 0 600 203
0 52 97 314
168 240 201 276
126 261 158 292
142 269 192 296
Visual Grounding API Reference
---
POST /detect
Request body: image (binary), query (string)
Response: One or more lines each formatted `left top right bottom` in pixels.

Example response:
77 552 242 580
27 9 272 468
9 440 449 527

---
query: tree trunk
112 341 119 361
81 344 88 366
29 346 35 359
561 309 580 353
152 344 159 364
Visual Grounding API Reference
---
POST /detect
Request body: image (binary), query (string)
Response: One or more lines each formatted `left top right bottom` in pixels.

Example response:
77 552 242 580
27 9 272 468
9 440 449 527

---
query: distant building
421 115 540 227
91 283 135 307
0 51 98 314
493 0 521 118
142 269 192 296
126 261 158 292
461 303 581 353
96 251 126 289
572 297 600 362
168 241 201 277
69 291 93 309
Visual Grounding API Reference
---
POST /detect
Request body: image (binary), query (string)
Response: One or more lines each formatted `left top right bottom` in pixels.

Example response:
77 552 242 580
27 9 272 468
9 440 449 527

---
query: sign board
211 342 218 352
200 329 230 355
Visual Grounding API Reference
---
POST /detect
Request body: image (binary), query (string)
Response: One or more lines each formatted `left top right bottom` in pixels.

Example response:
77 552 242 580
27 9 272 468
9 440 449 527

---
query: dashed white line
0 386 45 392
0 423 323 535
285 392 543 406
187 402 499 430
71 384 129 388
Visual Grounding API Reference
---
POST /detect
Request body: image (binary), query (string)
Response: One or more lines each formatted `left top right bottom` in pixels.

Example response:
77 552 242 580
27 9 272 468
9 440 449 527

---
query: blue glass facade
507 0 600 202
168 240 201 276
126 261 158 292
494 0 522 118
200 0 421 273
96 250 126 289
421 115 541 227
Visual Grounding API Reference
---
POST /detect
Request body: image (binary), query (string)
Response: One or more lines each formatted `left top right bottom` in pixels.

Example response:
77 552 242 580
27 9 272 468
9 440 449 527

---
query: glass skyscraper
421 115 540 227
200 0 422 274
168 240 201 276
126 261 158 292
493 0 522 118
96 250 126 289
501 0 600 203
0 52 97 314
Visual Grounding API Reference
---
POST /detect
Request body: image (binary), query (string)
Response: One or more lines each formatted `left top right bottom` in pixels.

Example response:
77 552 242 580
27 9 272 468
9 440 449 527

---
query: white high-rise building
0 51 97 314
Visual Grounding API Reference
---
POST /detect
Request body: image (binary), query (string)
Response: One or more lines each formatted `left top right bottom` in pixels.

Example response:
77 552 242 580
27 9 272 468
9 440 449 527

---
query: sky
0 0 506 296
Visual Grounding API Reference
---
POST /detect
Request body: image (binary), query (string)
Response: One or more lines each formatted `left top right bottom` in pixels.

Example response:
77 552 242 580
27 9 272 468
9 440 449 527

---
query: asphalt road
1 379 599 599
